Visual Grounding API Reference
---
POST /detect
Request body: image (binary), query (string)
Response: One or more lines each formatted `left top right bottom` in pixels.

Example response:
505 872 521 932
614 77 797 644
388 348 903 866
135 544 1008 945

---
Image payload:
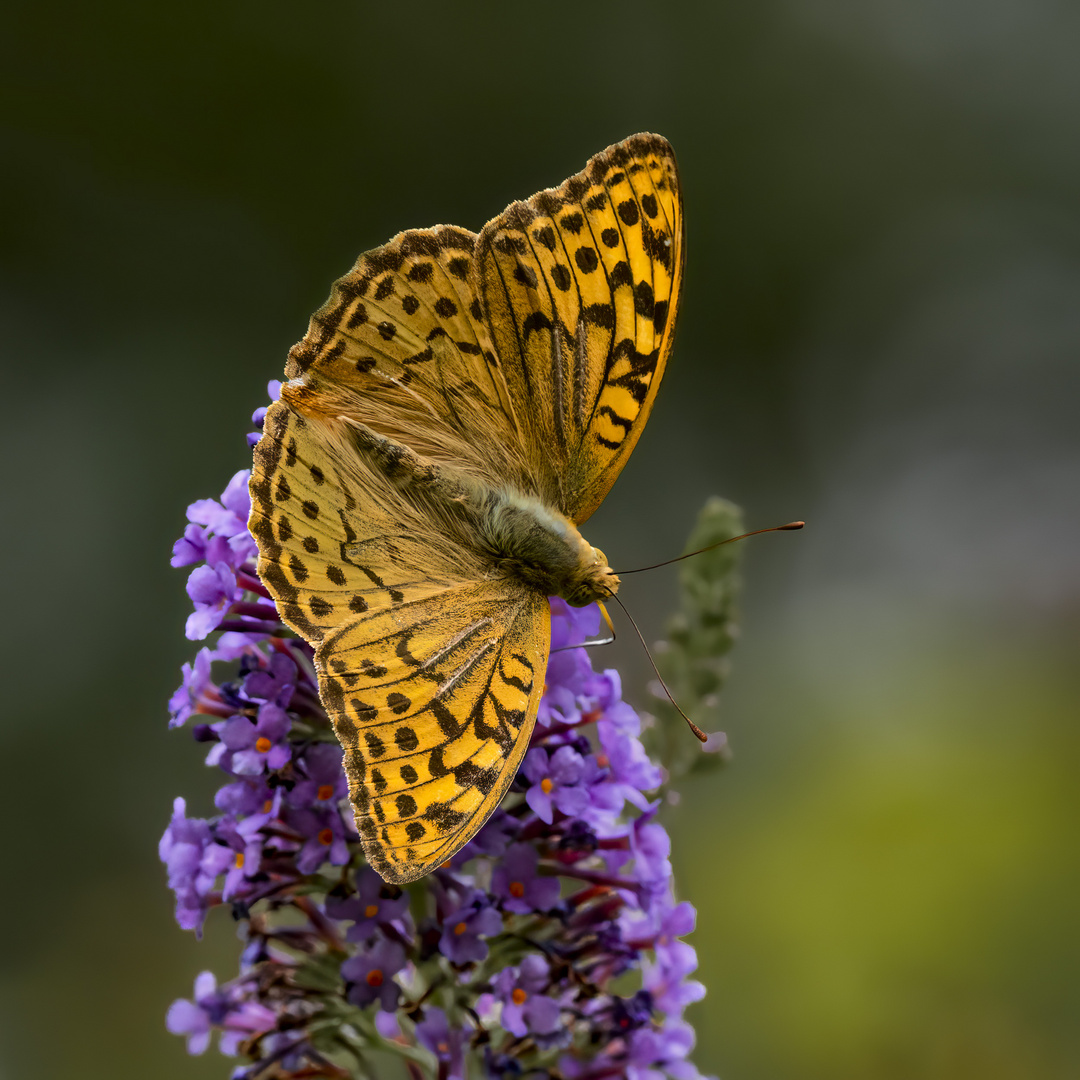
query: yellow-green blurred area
2 1 1077 1077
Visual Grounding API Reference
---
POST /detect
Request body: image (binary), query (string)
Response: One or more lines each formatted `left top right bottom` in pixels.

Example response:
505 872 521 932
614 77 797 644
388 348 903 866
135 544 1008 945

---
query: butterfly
249 133 683 883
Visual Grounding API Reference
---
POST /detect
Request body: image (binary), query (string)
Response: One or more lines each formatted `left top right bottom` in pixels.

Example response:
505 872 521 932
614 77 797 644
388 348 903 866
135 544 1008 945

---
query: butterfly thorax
332 414 619 608
476 487 620 607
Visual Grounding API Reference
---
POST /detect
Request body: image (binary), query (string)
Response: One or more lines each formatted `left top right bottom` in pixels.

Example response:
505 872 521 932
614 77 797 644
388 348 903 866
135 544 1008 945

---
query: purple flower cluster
161 387 713 1079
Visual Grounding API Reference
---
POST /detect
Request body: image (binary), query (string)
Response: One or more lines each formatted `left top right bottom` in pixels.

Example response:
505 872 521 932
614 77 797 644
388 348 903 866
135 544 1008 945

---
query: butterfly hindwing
316 581 549 883
476 133 683 523
250 402 467 640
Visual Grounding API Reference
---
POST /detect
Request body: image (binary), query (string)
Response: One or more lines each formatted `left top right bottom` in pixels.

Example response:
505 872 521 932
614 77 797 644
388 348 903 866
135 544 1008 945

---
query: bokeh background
2 1 1078 1077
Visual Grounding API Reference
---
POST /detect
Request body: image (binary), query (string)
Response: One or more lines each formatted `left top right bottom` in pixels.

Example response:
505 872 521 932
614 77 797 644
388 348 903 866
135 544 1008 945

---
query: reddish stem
216 619 285 635
230 600 281 621
237 571 274 600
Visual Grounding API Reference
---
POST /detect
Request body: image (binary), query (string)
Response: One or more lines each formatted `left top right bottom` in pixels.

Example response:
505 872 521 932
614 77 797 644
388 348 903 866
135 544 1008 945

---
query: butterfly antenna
616 521 805 575
608 592 709 743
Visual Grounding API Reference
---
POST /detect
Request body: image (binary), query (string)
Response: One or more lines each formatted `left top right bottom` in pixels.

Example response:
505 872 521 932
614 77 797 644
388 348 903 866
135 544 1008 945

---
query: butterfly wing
316 579 548 883
250 401 462 638
281 224 542 503
250 402 550 882
475 133 683 523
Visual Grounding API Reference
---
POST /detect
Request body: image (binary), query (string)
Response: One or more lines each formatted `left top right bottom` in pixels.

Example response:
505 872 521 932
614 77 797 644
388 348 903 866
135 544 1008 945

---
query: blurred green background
2 1 1077 1077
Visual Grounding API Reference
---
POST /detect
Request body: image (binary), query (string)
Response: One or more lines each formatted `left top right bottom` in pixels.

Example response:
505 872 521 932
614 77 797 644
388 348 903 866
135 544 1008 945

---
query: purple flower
286 804 351 873
159 798 233 933
627 1018 711 1080
208 703 291 775
536 681 581 729
215 809 275 902
187 470 255 543
185 562 241 640
455 808 520 863
598 727 662 808
522 745 589 823
286 742 348 810
214 777 275 818
439 890 503 964
415 1006 466 1079
177 470 259 573
493 954 561 1038
242 650 296 708
325 868 411 943
645 940 706 1018
539 599 603 707
166 971 275 1055
171 523 231 569
630 816 673 886
490 843 560 914
168 647 217 727
165 971 219 1054
341 937 407 1010
611 989 655 1034
575 752 625 827
620 892 697 950
549 597 600 649
248 380 282 447
582 666 623 712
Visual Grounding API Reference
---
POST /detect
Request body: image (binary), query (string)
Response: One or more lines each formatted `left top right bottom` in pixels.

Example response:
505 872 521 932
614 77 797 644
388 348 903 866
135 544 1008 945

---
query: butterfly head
562 545 620 608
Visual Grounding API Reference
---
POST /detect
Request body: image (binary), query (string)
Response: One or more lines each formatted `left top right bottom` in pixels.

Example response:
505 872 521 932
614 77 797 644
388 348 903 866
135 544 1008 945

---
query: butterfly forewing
282 225 535 499
476 133 683 523
315 582 549 883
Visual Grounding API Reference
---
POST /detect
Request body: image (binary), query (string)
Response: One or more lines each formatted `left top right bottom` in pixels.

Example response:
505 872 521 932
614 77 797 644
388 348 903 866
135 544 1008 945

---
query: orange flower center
595 752 610 768
317 828 334 846
540 778 554 794
317 783 335 801
234 852 244 869
511 987 528 1005
453 921 468 936
262 799 273 814
254 736 272 753
437 1041 449 1053
364 904 379 918
509 880 525 898
366 969 383 987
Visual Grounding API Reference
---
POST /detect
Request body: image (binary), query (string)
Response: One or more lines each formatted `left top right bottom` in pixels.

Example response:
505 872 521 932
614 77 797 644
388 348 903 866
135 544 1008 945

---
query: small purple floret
490 843 560 914
341 936 407 1010
415 1006 466 1079
439 890 503 964
493 954 561 1038
325 868 411 943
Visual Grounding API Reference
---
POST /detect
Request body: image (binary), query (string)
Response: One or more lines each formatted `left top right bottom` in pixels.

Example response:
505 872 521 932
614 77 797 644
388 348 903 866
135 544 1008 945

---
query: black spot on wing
532 225 557 251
